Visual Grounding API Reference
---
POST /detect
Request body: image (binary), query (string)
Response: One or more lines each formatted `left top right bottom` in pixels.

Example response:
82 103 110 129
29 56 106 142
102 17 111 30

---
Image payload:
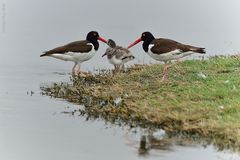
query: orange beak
127 37 142 49
98 36 107 43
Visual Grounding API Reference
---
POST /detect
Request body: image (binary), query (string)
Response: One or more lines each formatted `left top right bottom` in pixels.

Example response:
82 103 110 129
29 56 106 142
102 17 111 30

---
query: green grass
41 56 240 151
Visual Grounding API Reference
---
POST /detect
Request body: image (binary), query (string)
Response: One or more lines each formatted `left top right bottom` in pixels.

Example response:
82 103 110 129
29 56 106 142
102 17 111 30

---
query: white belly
49 48 96 63
147 45 194 62
108 56 123 65
180 51 195 58
147 49 182 62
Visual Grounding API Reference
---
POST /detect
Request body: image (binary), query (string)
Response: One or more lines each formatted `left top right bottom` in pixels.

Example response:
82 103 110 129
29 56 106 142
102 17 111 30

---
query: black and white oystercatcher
128 32 205 79
40 31 107 74
102 39 135 72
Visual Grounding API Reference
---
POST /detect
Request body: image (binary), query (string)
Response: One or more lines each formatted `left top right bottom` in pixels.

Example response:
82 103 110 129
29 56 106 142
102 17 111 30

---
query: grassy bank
41 56 240 150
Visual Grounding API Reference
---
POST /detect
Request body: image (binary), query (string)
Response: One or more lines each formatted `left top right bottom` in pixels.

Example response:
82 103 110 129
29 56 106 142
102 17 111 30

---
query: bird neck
89 40 99 50
142 34 155 52
143 38 154 52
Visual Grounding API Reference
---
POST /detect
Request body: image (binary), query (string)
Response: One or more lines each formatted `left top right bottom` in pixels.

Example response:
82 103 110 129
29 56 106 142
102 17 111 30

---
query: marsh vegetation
41 56 240 151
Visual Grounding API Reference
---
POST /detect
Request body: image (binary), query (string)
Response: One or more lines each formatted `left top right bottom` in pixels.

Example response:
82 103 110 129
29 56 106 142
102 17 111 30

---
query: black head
141 32 155 42
86 31 107 50
86 31 99 42
86 31 107 43
128 31 155 50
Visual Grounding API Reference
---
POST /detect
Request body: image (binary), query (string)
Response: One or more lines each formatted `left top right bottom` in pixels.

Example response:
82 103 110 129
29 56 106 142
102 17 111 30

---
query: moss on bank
41 56 240 151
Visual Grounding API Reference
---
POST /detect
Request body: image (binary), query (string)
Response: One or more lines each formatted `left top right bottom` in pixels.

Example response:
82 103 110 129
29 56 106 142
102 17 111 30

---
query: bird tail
122 55 135 60
195 47 206 54
188 46 206 54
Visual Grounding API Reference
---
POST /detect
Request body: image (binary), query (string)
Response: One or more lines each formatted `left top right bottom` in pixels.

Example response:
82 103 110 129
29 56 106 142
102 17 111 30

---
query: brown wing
43 40 93 56
150 38 192 54
113 46 129 58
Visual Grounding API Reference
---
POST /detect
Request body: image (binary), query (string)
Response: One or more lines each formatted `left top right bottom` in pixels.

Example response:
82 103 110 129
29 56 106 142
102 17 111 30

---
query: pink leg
72 63 77 75
174 58 182 73
161 59 181 81
161 64 172 81
77 64 88 76
176 58 181 64
77 64 89 75
177 59 180 63
77 64 81 74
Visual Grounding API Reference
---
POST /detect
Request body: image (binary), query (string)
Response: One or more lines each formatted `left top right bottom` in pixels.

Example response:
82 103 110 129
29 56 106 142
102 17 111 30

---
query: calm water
1 0 240 159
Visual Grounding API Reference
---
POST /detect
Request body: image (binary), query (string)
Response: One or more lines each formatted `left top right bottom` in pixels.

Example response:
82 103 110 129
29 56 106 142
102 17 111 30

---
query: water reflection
138 134 172 155
63 107 238 157
2 0 240 159
124 129 223 158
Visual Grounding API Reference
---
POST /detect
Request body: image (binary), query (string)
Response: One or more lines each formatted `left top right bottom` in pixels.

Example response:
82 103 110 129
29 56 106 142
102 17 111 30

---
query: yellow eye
93 33 97 36
142 34 145 37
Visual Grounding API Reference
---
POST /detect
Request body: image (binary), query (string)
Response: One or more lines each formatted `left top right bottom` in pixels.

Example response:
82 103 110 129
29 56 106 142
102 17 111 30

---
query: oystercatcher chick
102 39 135 72
128 32 205 80
40 31 107 75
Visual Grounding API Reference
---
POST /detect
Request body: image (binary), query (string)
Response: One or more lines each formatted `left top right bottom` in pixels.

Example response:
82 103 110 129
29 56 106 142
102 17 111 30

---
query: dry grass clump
41 56 240 151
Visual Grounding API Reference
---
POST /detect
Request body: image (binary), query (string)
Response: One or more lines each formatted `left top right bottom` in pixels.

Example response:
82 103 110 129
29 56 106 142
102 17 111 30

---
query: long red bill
127 38 142 49
98 36 107 43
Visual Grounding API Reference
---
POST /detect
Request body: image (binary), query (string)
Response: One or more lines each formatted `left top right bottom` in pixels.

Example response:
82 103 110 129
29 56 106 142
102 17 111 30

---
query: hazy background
1 1 240 160
1 0 240 71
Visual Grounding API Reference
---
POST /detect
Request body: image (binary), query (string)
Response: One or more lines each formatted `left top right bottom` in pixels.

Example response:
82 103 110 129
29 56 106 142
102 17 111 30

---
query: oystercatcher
128 32 205 80
40 31 107 74
102 39 135 72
